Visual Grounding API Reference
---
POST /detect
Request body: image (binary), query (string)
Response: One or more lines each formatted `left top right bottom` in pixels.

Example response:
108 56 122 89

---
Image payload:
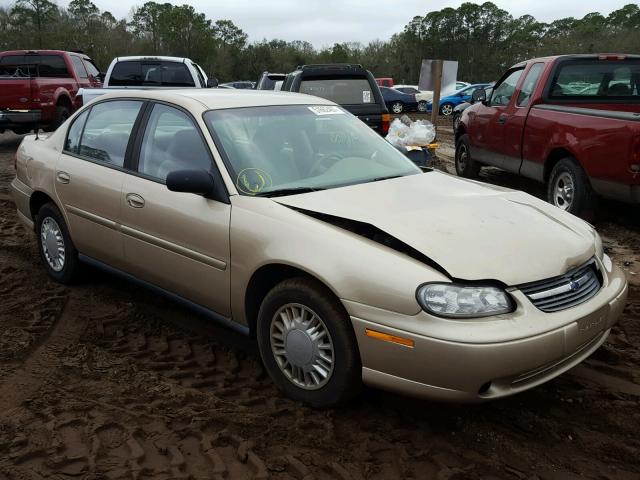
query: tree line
1 0 639 83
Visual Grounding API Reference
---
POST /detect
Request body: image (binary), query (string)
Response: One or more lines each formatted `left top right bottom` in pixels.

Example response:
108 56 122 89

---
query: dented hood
275 172 596 286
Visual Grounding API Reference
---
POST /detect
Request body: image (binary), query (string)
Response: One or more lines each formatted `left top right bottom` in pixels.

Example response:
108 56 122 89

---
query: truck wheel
547 158 595 215
47 105 71 131
391 101 404 114
35 202 81 284
256 277 362 408
455 134 481 178
452 112 461 131
440 103 454 116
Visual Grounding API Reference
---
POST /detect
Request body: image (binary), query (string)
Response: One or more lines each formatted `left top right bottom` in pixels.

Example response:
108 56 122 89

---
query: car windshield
204 105 421 196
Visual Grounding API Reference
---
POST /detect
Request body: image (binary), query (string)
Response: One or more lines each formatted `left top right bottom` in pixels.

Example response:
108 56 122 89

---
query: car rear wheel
35 202 81 283
440 103 454 116
455 134 481 178
547 158 595 216
256 277 362 408
391 101 404 114
417 101 428 112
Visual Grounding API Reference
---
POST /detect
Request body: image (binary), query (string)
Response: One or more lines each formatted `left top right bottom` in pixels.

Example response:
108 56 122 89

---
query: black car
256 72 286 90
379 86 419 114
280 64 390 135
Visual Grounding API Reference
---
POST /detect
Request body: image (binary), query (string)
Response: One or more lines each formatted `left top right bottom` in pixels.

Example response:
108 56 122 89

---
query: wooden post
430 60 443 131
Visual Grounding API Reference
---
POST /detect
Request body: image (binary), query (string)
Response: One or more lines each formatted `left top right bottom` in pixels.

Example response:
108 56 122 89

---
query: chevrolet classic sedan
11 90 628 407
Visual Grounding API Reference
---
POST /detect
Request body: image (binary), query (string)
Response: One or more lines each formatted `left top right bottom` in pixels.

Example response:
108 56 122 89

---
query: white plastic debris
385 115 436 147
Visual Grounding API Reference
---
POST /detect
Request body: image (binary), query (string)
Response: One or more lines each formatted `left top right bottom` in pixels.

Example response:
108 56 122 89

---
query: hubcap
41 217 65 271
270 303 334 390
442 104 453 115
457 144 468 172
553 172 574 210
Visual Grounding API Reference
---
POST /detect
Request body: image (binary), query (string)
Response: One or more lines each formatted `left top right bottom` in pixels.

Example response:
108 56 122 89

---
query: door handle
498 114 508 125
56 171 70 184
126 193 145 208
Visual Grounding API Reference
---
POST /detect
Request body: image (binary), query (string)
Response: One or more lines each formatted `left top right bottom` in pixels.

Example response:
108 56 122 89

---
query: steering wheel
308 153 343 176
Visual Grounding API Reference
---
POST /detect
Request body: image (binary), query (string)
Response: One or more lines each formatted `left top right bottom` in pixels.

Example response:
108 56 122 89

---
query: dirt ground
0 124 639 480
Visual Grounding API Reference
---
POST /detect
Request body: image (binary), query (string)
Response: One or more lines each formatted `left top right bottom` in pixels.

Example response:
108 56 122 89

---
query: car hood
275 172 596 286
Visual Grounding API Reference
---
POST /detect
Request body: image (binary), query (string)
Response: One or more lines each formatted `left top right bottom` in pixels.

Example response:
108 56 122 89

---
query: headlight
594 232 604 260
416 283 514 318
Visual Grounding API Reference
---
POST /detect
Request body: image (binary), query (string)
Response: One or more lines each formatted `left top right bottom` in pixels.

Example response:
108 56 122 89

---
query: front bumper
346 259 628 402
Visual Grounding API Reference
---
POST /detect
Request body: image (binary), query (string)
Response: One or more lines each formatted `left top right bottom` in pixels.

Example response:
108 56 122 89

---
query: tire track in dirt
0 293 84 413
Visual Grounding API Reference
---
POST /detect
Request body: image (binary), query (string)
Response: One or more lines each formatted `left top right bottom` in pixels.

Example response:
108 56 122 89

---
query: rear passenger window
71 56 88 79
65 109 89 153
77 101 143 167
138 104 211 181
517 63 544 107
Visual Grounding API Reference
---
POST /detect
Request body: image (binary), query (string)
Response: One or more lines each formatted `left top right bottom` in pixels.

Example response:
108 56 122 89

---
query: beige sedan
11 90 628 407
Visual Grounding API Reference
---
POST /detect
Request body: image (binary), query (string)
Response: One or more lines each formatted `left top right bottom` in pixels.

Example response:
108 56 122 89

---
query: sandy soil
0 128 639 480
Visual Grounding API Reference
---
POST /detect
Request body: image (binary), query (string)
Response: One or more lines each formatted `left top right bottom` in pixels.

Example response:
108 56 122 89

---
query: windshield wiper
253 187 325 197
369 175 405 183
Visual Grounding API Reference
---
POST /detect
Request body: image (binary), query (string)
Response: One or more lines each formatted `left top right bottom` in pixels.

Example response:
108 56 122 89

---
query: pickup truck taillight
382 113 391 135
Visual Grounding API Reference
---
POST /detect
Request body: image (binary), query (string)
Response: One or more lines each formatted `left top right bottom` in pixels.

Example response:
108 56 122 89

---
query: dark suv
281 64 390 135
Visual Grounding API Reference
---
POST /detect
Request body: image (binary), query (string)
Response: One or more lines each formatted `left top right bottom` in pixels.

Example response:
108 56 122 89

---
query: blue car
429 83 492 116
379 86 419 114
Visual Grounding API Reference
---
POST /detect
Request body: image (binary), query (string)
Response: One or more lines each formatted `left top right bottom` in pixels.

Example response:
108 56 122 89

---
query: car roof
92 89 335 111
113 55 191 63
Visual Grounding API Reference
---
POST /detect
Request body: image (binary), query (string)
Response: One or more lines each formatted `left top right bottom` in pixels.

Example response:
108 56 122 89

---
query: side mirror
207 78 219 88
471 89 486 104
166 170 214 195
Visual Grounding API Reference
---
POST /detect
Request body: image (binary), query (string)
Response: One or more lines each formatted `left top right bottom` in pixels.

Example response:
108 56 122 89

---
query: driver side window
490 69 524 107
137 104 212 182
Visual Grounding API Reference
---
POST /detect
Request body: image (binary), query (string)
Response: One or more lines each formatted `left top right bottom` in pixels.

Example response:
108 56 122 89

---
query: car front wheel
35 202 81 283
256 277 362 408
390 101 404 114
440 103 454 116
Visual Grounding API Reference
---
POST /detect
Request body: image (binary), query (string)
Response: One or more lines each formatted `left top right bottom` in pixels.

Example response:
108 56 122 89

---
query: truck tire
35 202 81 284
47 105 71 132
455 134 481 178
256 277 362 408
547 158 595 216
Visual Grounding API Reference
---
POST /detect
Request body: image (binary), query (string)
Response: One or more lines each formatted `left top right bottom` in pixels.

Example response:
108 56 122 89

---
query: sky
1 0 635 47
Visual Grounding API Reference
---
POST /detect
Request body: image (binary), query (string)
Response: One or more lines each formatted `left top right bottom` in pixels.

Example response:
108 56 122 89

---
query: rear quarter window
299 78 374 104
549 59 640 100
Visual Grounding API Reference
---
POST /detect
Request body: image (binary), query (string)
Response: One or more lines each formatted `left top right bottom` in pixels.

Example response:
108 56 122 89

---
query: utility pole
430 59 443 128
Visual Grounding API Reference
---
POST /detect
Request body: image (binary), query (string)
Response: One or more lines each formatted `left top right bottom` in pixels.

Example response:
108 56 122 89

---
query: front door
119 103 231 315
55 100 144 269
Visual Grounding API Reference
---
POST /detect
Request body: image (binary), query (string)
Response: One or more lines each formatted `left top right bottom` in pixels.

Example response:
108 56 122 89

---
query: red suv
0 50 102 134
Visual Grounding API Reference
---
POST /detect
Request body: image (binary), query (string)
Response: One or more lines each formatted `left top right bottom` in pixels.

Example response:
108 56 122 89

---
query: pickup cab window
550 59 640 99
517 63 545 107
110 61 195 87
490 69 524 106
0 54 69 78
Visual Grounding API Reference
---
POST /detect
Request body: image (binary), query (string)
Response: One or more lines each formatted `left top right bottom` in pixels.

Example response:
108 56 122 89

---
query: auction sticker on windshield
308 106 344 115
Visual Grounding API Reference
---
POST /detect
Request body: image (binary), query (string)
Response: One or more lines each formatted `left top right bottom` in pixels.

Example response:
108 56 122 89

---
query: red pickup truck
0 50 101 134
455 54 640 215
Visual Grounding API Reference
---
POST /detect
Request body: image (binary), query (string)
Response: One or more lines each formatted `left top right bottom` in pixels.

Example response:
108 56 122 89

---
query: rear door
55 100 145 269
119 102 231 315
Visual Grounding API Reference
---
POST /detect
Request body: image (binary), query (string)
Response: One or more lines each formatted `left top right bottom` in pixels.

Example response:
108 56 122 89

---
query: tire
390 101 404 114
35 202 81 284
547 157 595 216
47 105 71 132
455 134 481 178
256 277 362 408
452 112 461 131
417 101 428 113
440 102 454 116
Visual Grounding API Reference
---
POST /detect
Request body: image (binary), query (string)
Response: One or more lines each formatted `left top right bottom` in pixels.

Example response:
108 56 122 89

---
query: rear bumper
10 177 34 230
0 109 42 127
349 261 628 402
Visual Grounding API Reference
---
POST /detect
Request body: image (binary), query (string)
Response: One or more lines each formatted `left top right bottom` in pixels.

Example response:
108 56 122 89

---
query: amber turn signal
365 328 414 348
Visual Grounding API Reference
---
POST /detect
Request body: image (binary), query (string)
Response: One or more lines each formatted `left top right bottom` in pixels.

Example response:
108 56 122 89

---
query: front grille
517 260 602 313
